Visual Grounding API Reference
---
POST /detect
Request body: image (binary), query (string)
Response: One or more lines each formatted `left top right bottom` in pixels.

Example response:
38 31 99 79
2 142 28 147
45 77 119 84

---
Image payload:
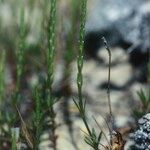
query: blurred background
0 0 149 149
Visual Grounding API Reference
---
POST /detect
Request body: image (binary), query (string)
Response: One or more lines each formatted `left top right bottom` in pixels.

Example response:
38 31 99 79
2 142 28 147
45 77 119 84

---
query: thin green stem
15 5 25 103
46 0 57 149
33 87 43 149
75 0 103 145
77 0 92 135
47 0 57 91
77 0 87 108
0 50 5 101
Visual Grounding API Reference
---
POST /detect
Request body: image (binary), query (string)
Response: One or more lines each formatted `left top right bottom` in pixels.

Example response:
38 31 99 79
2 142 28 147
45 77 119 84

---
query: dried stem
102 37 114 146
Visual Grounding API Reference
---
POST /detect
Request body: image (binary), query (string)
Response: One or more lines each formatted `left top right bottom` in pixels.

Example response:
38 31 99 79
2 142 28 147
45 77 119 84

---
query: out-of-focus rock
85 0 150 84
85 0 150 56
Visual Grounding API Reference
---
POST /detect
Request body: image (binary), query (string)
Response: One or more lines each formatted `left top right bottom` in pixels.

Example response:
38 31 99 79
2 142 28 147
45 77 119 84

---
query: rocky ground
0 0 149 149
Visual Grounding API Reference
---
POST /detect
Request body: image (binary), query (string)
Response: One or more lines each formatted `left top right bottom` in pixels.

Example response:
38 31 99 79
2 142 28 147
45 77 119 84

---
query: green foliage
137 88 150 108
74 0 103 149
84 128 102 150
47 0 57 92
148 59 150 82
133 88 150 119
0 4 26 148
0 49 5 102
32 87 44 149
133 60 150 119
64 0 80 64
46 0 58 149
14 4 26 104
11 135 17 150
76 0 87 109
11 128 20 150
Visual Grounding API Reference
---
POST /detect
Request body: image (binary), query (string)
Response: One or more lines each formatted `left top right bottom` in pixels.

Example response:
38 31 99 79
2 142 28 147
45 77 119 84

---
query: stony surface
0 0 149 150
86 0 150 52
129 113 150 149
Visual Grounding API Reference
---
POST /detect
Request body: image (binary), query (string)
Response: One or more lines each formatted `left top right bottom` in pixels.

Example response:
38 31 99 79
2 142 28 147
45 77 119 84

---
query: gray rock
86 0 150 52
85 0 150 84
131 113 150 149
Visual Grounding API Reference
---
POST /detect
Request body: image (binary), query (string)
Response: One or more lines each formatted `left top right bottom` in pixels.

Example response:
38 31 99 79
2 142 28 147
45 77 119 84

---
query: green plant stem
11 135 17 150
77 0 87 107
76 3 104 148
47 0 56 100
15 5 25 103
47 0 57 149
77 0 91 135
0 50 5 101
33 87 43 149
148 51 150 83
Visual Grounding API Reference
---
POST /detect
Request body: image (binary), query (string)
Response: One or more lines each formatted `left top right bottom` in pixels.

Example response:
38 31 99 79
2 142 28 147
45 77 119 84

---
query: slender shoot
15 5 26 104
46 0 57 149
102 37 114 146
